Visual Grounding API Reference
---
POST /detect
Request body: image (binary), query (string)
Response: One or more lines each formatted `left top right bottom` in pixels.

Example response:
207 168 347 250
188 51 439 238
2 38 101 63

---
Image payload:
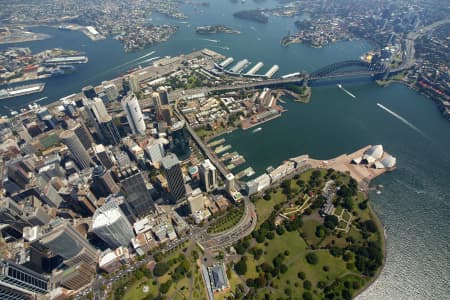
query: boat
337 84 342 89
252 127 262 133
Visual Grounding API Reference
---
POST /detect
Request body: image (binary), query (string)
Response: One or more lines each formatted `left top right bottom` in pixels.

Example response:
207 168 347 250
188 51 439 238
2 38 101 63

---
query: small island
233 10 269 24
195 25 240 35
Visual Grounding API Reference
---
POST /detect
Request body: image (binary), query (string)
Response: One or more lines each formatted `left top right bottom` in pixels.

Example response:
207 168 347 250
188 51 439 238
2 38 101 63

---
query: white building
199 159 218 192
98 247 130 273
92 197 135 248
122 93 146 135
145 140 165 164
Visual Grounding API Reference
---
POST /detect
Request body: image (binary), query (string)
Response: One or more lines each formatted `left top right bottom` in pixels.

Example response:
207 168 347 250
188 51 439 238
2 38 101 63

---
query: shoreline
355 200 387 298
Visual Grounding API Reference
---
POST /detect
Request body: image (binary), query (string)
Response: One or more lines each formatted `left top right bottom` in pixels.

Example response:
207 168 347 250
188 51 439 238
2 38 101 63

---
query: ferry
337 84 343 89
252 127 262 133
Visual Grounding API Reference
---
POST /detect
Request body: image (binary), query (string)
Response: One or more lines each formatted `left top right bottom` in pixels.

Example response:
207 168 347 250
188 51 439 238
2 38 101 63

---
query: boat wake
200 38 220 43
376 103 429 139
337 84 356 98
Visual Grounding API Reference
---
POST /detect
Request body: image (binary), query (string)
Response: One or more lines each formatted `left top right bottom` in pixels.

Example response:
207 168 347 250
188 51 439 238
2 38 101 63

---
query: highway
392 18 450 72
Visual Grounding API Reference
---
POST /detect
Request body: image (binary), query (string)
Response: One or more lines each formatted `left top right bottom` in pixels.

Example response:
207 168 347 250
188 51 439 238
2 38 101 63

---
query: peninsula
195 25 241 35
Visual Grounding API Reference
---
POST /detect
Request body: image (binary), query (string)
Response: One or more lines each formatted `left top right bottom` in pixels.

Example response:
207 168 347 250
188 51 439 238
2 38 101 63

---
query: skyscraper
158 87 170 105
171 120 191 160
0 259 49 295
199 159 218 192
60 130 93 169
0 197 31 232
128 74 140 93
122 93 146 135
145 140 165 164
71 122 94 150
92 197 135 248
38 221 97 265
91 165 120 198
94 144 114 169
98 115 121 145
162 153 186 203
118 167 155 220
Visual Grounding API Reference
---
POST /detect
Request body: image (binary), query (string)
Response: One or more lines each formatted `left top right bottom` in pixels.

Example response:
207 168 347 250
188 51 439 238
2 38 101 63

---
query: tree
297 271 306 280
153 262 169 277
280 264 288 274
160 280 172 294
235 257 247 275
324 215 339 229
359 200 368 210
303 291 313 300
276 225 285 236
263 194 271 201
303 280 312 290
363 220 378 233
305 253 318 265
315 225 326 238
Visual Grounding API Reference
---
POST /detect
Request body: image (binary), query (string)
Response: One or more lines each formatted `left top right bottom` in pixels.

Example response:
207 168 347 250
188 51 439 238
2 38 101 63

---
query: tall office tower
87 97 109 121
118 167 155 220
82 85 97 99
38 163 65 182
94 144 114 169
103 83 119 102
160 107 173 125
122 93 146 135
60 130 93 170
152 92 162 115
91 165 120 198
71 122 94 150
38 221 97 265
225 173 236 193
0 259 49 295
0 197 31 232
76 187 98 216
92 197 135 248
98 115 121 145
162 153 186 203
128 74 140 93
54 262 95 291
5 161 30 189
145 140 165 164
171 120 191 160
158 87 170 105
199 159 218 192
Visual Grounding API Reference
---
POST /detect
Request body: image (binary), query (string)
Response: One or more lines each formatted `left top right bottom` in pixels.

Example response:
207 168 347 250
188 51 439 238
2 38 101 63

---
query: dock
207 138 225 148
236 167 255 179
245 62 264 76
0 83 45 100
214 144 231 154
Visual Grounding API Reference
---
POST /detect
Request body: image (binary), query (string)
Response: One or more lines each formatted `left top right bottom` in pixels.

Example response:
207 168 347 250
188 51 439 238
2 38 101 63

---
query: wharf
207 138 225 148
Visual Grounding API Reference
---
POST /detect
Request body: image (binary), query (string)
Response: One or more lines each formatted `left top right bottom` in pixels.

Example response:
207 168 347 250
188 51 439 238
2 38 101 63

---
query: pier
245 62 264 76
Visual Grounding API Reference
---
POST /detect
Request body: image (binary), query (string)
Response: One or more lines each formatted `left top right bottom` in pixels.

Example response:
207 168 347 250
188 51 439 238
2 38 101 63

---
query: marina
0 83 46 100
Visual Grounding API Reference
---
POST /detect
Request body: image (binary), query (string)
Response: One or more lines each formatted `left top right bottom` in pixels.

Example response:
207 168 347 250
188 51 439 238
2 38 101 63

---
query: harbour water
1 1 449 299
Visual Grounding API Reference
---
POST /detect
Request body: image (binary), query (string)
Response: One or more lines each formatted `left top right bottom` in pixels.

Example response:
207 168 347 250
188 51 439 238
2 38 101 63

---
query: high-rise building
162 153 186 203
0 197 31 232
82 85 97 99
118 167 155 220
225 173 236 193
0 259 49 295
145 140 165 164
94 144 114 169
158 87 170 105
122 93 146 135
103 83 119 102
71 122 94 150
60 130 93 170
92 197 135 248
199 159 218 192
91 165 120 198
98 115 121 145
128 74 140 93
152 92 162 113
38 221 97 264
171 121 191 160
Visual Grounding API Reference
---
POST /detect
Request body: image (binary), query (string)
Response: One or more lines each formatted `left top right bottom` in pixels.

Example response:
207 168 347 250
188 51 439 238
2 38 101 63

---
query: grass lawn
122 277 157 300
255 189 287 227
301 218 323 247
